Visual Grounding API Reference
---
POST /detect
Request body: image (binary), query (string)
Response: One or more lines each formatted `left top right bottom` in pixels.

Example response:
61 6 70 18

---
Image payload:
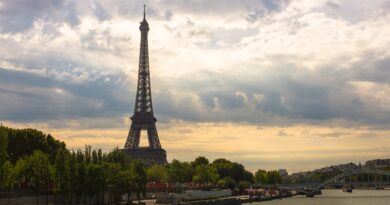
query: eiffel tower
123 5 167 165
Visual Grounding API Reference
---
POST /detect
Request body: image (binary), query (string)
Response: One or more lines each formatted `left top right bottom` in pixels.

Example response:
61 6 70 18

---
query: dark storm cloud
0 52 388 128
349 55 390 83
150 53 390 126
201 91 246 109
0 68 132 123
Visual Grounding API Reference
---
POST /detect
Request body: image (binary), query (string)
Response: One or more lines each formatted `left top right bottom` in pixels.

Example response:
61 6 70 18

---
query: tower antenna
143 4 146 20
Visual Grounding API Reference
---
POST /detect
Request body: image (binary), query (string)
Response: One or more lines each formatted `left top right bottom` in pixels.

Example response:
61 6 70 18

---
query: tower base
123 147 167 166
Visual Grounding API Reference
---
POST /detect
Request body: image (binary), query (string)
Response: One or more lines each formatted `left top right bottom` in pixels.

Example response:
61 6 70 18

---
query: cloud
0 0 81 33
0 0 389 171
0 67 132 124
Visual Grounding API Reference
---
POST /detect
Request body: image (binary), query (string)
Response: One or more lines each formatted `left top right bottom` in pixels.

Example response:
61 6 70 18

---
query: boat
342 187 352 193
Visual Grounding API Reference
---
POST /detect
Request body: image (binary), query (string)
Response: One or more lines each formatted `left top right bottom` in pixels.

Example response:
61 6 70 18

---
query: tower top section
140 4 149 31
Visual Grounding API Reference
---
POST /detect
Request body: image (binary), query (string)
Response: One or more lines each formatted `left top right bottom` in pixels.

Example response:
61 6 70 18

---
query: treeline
1 144 147 204
0 125 65 163
0 125 283 204
253 169 282 185
145 156 282 188
0 126 148 204
146 156 254 189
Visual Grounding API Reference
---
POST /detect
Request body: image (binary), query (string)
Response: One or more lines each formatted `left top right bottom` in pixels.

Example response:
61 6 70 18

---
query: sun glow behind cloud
3 120 390 172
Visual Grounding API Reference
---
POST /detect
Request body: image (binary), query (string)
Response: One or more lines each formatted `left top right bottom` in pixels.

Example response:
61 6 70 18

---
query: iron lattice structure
123 6 166 164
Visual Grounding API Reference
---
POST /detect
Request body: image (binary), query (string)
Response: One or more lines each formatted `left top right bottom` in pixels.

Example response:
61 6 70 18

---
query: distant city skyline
0 0 389 172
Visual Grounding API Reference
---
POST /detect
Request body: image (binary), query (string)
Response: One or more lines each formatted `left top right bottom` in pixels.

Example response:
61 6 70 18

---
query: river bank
242 189 390 205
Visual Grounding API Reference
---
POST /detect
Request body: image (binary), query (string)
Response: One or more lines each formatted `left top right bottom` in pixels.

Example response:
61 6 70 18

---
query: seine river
245 189 390 205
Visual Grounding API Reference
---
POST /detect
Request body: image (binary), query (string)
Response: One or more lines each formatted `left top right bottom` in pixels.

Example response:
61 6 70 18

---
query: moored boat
342 187 352 193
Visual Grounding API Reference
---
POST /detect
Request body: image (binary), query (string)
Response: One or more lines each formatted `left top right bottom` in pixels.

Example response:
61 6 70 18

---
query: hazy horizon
0 0 389 173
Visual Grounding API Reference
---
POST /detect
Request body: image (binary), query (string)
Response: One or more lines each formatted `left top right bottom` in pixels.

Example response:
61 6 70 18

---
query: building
278 169 288 177
365 159 390 169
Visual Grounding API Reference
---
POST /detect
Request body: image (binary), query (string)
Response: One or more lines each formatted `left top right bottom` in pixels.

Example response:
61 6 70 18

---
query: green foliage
147 164 168 182
254 169 282 184
130 159 147 203
0 127 9 166
30 150 51 189
254 169 268 184
192 164 219 183
212 158 253 183
192 156 209 167
145 156 253 186
106 162 124 203
217 176 236 189
54 148 70 196
167 159 192 183
14 157 31 183
28 150 51 205
267 170 282 184
1 126 65 163
1 125 264 204
85 163 103 201
0 161 15 193
106 147 129 166
238 181 251 189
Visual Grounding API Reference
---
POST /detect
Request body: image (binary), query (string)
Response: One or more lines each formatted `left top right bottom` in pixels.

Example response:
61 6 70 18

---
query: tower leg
147 124 161 149
125 123 141 149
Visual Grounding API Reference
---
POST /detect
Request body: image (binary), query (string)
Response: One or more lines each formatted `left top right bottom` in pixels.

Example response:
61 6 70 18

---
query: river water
244 189 390 205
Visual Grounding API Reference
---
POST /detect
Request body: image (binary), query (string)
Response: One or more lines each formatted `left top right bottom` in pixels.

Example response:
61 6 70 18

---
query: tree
13 157 31 189
243 170 254 183
212 158 252 183
212 158 233 180
106 163 123 203
192 156 209 167
84 145 92 163
254 169 268 184
99 162 112 204
217 176 236 190
85 163 103 204
0 127 9 167
122 169 135 204
147 164 168 182
130 159 147 204
267 170 282 184
1 161 15 205
54 148 70 203
167 159 192 183
192 165 219 183
68 151 77 204
238 181 251 190
106 147 129 166
30 150 51 205
92 149 99 164
75 161 86 204
4 126 65 163
46 134 66 163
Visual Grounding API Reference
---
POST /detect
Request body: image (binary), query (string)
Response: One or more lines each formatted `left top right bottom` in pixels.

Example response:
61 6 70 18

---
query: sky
0 0 389 173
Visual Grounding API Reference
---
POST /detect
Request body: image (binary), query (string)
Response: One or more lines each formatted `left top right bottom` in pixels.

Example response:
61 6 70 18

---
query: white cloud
0 0 389 128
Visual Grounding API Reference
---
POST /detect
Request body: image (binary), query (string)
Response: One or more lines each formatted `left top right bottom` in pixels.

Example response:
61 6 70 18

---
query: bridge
255 168 390 197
